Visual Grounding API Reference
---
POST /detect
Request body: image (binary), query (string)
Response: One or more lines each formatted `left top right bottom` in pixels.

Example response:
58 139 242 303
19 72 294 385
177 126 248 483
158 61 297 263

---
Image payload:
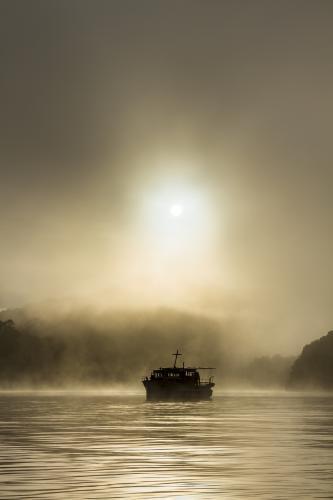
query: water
0 391 332 499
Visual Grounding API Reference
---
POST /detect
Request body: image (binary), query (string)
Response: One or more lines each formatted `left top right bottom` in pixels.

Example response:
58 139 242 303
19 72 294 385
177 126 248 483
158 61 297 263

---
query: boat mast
172 349 182 368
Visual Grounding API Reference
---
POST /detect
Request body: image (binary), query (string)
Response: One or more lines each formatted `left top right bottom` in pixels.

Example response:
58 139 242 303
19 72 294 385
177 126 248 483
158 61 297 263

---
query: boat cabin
142 350 215 400
151 367 200 382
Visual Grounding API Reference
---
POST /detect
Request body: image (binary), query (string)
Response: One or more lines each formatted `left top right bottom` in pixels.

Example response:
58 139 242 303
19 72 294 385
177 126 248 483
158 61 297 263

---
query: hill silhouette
289 331 333 389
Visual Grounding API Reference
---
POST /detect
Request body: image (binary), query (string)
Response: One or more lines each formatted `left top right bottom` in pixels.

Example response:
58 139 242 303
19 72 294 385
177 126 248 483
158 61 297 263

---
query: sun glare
170 204 183 217
142 182 214 258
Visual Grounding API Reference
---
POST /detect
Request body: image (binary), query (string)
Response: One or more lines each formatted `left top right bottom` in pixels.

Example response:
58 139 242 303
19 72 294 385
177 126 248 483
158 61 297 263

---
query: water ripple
0 392 332 499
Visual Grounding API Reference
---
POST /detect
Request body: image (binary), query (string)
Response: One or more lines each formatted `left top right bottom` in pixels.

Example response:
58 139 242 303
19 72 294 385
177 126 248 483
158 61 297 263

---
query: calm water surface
0 391 332 499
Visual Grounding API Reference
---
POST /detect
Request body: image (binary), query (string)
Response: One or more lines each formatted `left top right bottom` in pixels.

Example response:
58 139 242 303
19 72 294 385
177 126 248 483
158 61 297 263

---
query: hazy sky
1 1 333 353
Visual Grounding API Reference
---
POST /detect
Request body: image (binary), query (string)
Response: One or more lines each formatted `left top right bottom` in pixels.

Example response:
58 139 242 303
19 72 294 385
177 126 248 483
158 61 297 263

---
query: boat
142 350 215 401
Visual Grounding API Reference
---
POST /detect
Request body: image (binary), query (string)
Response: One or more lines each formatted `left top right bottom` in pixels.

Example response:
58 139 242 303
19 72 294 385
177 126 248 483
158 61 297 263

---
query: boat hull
143 380 214 401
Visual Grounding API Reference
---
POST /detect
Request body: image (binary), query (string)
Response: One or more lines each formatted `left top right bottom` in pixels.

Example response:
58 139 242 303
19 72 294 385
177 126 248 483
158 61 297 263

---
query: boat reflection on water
142 350 215 401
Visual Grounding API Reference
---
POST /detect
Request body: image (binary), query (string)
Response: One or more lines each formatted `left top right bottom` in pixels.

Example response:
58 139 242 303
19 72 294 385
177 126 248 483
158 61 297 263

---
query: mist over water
0 391 332 499
0 307 296 389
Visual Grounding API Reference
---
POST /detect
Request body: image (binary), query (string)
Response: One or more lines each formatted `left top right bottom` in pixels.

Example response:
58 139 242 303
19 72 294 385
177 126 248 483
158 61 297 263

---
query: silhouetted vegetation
0 311 230 387
288 331 333 389
0 307 298 388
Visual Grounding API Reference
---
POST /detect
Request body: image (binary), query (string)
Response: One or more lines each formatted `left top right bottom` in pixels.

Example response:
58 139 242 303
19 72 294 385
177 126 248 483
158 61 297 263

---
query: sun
169 204 183 217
